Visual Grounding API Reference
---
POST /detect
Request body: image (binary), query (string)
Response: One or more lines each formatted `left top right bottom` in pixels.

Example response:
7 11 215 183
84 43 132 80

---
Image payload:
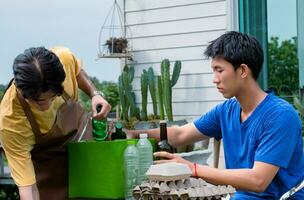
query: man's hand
153 151 196 176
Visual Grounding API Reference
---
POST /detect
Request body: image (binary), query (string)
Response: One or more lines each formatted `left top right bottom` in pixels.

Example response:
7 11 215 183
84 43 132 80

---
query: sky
0 0 298 85
0 0 122 85
267 0 297 41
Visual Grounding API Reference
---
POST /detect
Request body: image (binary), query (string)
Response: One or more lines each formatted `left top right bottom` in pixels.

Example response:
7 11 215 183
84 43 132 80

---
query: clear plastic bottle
136 133 153 184
124 141 139 200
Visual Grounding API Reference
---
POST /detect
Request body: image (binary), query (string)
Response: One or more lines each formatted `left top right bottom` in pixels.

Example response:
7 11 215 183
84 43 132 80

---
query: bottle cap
115 122 123 129
139 133 148 139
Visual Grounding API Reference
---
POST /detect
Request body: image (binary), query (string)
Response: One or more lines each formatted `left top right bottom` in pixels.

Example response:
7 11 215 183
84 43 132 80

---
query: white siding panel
172 87 225 102
127 15 226 38
133 86 224 121
124 0 229 120
133 73 215 90
136 101 221 116
130 30 225 51
174 74 215 88
134 87 224 102
171 101 220 115
133 60 212 75
126 1 226 25
132 46 206 63
126 0 224 12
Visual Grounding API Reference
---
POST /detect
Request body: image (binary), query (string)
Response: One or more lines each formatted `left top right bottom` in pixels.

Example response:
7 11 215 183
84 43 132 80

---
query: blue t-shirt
194 94 304 199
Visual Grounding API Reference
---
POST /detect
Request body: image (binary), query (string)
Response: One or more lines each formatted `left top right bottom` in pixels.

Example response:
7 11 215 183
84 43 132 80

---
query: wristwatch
91 90 105 98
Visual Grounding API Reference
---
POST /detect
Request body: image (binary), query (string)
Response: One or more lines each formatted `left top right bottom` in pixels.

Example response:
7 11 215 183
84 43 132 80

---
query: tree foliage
0 90 4 102
0 84 6 102
268 36 303 136
268 36 299 93
78 77 119 112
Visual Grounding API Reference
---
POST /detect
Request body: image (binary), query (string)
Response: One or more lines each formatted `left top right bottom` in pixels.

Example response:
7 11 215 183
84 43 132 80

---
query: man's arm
197 161 279 192
127 123 209 147
76 69 111 119
154 151 279 193
18 184 40 200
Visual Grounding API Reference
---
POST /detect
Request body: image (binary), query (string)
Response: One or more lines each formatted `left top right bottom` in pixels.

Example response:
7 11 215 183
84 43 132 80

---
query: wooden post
213 139 221 168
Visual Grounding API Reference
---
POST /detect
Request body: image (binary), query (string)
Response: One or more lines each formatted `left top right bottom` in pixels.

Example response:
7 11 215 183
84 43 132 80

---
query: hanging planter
97 0 132 59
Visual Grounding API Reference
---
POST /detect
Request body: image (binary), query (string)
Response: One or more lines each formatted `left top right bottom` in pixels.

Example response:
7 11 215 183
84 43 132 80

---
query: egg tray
133 177 235 200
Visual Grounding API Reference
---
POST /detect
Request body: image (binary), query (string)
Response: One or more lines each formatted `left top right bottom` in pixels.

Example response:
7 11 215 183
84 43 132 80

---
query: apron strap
61 91 71 101
16 89 42 136
16 89 71 136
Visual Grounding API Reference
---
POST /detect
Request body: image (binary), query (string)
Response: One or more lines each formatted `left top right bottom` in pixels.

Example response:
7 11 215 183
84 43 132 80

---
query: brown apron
17 91 92 200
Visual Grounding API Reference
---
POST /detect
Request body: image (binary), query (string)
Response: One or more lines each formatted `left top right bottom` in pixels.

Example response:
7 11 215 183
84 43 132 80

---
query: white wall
124 0 232 121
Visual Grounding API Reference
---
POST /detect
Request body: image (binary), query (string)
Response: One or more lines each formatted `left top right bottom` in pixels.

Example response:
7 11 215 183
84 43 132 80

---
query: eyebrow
212 66 223 70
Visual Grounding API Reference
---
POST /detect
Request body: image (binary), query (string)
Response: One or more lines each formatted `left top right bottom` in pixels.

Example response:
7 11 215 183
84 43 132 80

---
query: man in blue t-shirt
128 31 304 199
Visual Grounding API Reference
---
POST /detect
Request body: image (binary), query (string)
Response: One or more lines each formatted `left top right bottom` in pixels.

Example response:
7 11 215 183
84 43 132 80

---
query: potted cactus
117 60 192 152
118 65 140 123
106 37 128 54
118 60 184 125
160 59 181 121
138 59 181 122
136 60 190 152
134 59 186 127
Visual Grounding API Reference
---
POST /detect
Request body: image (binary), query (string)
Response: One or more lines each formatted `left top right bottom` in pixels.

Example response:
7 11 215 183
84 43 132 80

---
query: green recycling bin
68 139 156 199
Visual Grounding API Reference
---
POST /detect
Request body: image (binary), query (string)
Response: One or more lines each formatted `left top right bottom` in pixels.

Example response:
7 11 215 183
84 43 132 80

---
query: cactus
140 69 148 120
160 59 181 121
125 64 134 83
157 76 165 120
161 59 172 121
148 67 158 116
171 61 181 87
130 92 141 119
118 75 128 120
118 65 140 121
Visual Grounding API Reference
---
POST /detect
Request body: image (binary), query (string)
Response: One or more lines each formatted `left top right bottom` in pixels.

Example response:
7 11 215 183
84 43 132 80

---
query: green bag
68 139 156 199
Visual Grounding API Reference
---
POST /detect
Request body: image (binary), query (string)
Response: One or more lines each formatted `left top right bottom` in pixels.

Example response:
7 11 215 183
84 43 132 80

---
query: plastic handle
96 104 102 113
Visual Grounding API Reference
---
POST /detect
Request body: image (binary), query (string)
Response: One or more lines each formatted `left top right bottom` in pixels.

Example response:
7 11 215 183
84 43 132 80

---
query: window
239 0 303 96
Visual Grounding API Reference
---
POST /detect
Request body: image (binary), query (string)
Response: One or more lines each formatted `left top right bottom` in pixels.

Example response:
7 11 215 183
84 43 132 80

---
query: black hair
204 31 264 80
13 47 66 100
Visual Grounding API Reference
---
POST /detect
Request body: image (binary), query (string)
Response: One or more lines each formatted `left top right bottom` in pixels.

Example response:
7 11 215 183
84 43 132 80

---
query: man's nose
213 75 219 84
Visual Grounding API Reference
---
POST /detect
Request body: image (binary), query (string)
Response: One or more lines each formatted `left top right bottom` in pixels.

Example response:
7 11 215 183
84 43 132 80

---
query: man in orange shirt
0 46 111 200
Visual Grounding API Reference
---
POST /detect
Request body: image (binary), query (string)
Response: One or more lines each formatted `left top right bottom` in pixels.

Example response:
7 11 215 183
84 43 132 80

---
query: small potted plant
106 37 128 53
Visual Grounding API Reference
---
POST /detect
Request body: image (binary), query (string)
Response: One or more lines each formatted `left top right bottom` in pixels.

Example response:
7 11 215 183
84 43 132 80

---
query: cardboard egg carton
146 163 192 181
133 177 235 200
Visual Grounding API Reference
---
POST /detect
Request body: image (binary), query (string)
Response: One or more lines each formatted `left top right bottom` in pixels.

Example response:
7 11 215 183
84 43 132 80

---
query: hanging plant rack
97 0 132 59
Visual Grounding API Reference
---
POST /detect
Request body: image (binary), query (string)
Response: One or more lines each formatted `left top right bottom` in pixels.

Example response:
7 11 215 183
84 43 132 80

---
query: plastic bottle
136 133 153 184
92 104 108 140
124 141 139 200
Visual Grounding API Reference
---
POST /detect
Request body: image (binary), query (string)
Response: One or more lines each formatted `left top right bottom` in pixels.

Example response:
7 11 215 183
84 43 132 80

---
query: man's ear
239 64 250 79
